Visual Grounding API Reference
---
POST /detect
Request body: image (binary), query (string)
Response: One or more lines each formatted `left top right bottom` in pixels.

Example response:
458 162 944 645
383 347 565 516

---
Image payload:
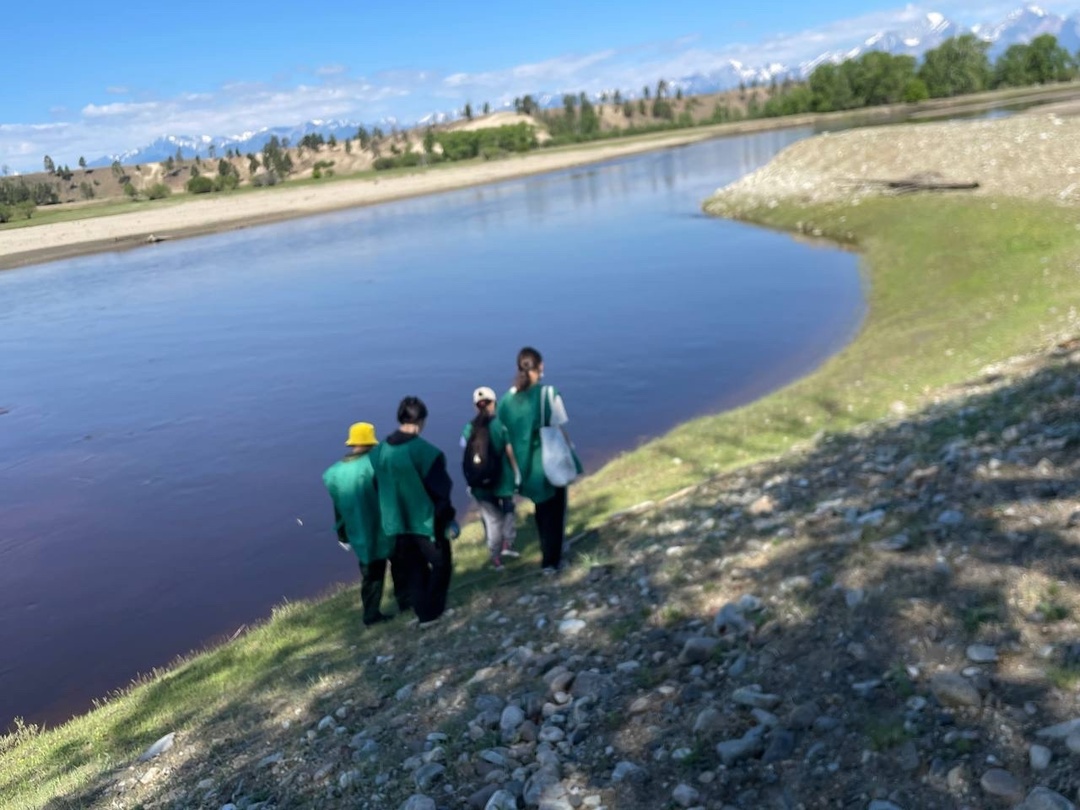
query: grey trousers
477 497 517 558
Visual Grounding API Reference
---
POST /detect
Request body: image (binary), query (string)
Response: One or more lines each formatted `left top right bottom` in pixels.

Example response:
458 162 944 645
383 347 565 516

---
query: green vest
497 386 554 503
322 453 392 564
461 416 514 500
372 436 444 539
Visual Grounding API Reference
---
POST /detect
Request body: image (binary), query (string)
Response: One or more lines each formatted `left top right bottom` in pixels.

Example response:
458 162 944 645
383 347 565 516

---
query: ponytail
514 346 543 392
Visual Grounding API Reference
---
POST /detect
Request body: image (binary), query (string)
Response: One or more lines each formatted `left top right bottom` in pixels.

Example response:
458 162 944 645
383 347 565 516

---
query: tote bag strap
540 384 550 428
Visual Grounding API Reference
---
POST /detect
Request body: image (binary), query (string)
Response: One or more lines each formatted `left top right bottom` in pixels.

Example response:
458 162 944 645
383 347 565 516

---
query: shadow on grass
21 356 1080 809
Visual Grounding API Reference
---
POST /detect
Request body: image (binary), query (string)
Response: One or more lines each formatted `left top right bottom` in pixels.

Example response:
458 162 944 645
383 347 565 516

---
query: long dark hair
514 346 543 392
470 403 493 433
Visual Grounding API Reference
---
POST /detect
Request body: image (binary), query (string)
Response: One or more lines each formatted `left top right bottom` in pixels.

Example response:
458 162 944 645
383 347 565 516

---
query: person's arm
332 505 350 549
505 442 522 489
422 453 457 525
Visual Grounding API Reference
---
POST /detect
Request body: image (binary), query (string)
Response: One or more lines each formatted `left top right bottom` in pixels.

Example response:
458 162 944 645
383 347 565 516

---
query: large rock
400 797 437 810
1016 787 1077 810
672 783 701 807
693 707 724 737
761 730 796 764
930 673 981 708
523 766 563 806
1030 744 1052 771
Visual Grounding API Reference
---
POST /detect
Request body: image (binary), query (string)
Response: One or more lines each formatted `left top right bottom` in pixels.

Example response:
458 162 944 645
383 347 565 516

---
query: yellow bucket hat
345 422 378 447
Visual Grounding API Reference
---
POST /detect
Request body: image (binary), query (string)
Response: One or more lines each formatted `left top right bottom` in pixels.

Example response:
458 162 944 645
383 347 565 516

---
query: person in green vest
322 421 400 626
460 385 522 571
497 347 583 575
372 396 459 627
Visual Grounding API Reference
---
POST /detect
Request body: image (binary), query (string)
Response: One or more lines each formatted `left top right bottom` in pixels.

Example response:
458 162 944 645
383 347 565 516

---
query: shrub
123 182 137 198
146 183 172 200
251 172 278 187
186 175 214 194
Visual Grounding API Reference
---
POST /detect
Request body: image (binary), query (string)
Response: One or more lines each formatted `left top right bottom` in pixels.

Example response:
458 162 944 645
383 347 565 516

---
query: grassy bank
4 191 1080 806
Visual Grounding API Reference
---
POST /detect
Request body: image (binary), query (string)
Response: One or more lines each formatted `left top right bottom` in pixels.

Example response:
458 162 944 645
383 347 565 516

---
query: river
0 127 864 729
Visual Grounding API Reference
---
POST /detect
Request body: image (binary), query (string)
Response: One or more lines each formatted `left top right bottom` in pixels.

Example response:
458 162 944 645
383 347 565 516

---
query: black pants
358 555 410 625
534 487 568 569
396 531 453 622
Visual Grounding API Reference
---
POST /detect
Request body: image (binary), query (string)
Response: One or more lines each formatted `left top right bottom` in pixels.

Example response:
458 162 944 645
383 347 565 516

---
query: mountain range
92 4 1080 168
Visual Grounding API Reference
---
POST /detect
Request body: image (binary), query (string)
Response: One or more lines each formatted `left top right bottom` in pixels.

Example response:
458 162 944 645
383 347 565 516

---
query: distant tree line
764 33 1078 117
371 123 538 170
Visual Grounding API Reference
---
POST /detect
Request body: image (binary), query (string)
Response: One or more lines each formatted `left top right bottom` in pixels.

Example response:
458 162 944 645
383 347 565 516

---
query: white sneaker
501 548 521 558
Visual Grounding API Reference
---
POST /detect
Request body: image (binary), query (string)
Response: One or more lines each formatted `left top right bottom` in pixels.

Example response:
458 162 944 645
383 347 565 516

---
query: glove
446 520 461 541
338 540 351 552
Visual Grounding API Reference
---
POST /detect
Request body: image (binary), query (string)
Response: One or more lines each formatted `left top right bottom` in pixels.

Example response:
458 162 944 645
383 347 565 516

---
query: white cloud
2 2 1075 171
105 86 129 95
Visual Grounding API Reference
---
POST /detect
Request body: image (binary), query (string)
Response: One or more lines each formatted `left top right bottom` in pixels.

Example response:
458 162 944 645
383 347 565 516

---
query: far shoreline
3 82 1078 272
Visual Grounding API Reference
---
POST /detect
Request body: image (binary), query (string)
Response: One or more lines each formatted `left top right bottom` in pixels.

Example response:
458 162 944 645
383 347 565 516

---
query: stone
484 790 519 810
930 673 981 708
501 705 526 741
693 707 724 736
138 767 160 785
413 763 445 791
138 732 176 762
716 727 765 766
749 495 776 516
938 510 965 526
1016 787 1077 810
400 797 437 810
845 588 866 608
895 740 919 772
947 764 970 792
1035 718 1080 739
787 701 820 731
966 644 998 663
396 683 415 701
672 783 701 808
524 766 563 805
1030 744 1052 771
571 672 609 700
731 687 781 709
257 752 283 768
317 715 335 731
1067 731 1080 754
679 637 719 665
611 761 648 784
875 533 911 552
339 769 360 790
714 603 751 636
980 769 1024 801
558 619 586 637
761 729 796 764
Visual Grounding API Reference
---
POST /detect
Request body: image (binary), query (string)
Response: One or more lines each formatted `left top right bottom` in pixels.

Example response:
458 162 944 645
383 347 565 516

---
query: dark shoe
364 612 391 627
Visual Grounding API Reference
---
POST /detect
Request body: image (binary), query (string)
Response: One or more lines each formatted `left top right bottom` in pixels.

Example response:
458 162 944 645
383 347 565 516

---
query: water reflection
0 128 862 729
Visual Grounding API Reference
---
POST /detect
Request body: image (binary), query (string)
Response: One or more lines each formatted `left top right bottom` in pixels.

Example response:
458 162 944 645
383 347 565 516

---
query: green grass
1047 663 1080 691
865 716 911 751
5 188 1080 805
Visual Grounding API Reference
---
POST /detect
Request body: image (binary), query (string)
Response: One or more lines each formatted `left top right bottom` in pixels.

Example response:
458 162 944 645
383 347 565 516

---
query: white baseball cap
473 386 497 405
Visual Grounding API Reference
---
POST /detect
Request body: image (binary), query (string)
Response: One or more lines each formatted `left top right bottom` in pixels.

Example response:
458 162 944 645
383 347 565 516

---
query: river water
0 127 864 729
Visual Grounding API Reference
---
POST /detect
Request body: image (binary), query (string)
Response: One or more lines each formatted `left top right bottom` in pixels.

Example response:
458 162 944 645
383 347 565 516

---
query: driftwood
843 171 980 195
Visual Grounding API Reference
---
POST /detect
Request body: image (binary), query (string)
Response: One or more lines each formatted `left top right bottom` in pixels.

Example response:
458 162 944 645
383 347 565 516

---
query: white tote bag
539 385 578 487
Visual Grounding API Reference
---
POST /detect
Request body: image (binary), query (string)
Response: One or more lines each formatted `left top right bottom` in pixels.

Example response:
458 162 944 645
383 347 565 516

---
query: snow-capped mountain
95 4 1080 167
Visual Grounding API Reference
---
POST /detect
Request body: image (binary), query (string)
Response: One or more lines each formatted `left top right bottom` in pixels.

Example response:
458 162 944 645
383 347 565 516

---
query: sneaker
491 558 505 572
541 567 558 577
501 547 521 558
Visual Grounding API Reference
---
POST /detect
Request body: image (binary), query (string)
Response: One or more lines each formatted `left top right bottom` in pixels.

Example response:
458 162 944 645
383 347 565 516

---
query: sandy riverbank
0 128 762 271
6 81 1080 271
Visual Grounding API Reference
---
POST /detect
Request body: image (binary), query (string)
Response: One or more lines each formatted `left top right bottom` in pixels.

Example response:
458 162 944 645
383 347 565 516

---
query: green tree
208 144 216 159
423 128 436 154
613 89 623 105
656 79 667 99
579 97 599 134
111 160 124 179
1026 34 1075 83
123 182 137 198
356 126 370 147
344 139 352 154
78 156 87 169
482 102 490 115
464 102 473 120
918 34 992 97
43 155 55 174
903 77 931 102
328 134 337 148
521 95 537 115
247 153 260 177
643 85 651 100
675 87 683 100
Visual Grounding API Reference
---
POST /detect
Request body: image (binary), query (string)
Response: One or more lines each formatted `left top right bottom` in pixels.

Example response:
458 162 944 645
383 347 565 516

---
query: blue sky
0 0 1071 171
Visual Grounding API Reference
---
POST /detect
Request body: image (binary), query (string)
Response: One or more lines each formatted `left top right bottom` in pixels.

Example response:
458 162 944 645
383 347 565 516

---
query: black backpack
463 419 502 490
